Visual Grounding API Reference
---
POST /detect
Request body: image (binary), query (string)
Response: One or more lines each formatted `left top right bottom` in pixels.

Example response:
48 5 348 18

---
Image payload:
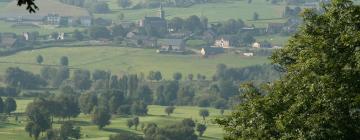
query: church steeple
159 4 165 19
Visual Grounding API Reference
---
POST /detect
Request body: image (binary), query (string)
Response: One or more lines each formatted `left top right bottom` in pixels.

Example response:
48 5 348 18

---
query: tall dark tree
59 121 81 140
73 29 84 41
165 106 175 116
117 0 132 8
73 69 92 91
79 91 98 114
60 56 69 66
92 106 111 129
196 123 207 137
0 97 4 113
4 97 16 115
199 109 209 120
36 55 43 64
133 117 139 130
173 72 182 81
25 102 51 140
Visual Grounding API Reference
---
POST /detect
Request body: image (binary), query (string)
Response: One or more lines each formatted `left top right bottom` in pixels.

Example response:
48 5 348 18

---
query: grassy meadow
0 46 269 79
0 98 228 140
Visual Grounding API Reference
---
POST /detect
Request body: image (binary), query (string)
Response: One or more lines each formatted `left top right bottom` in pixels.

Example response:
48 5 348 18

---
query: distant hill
0 0 90 20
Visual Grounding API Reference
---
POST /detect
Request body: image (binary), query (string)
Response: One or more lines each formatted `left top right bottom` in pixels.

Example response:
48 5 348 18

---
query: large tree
216 0 360 139
92 106 111 129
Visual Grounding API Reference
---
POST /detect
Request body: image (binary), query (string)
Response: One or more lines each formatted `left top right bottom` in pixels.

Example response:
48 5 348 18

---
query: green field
0 98 228 140
0 46 269 79
100 0 287 25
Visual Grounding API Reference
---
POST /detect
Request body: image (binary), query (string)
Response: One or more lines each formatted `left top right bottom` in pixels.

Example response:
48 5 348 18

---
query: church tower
159 4 165 19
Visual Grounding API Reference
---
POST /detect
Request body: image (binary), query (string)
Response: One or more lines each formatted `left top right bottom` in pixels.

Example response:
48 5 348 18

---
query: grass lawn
0 98 229 140
0 46 269 79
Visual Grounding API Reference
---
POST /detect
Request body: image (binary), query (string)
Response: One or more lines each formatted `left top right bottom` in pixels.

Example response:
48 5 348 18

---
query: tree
25 102 51 140
188 74 194 81
196 123 207 137
134 85 153 104
185 15 204 32
60 56 69 66
111 24 127 37
252 12 259 20
217 1 360 139
5 67 47 89
173 72 182 81
60 121 81 140
117 0 132 8
89 26 111 39
199 109 209 120
133 117 139 130
91 2 110 13
4 97 16 115
79 92 98 114
73 29 84 41
36 55 43 64
0 97 3 113
127 119 134 128
73 69 92 90
165 106 175 116
92 106 111 129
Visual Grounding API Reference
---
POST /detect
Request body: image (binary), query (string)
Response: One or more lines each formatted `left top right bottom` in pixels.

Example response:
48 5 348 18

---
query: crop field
0 46 269 79
0 98 229 140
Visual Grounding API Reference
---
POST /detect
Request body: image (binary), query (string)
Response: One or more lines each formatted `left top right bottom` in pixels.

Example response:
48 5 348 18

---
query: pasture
100 0 287 26
0 46 269 79
0 98 228 140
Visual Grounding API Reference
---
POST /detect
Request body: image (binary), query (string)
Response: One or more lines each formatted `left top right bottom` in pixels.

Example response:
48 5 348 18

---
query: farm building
252 42 272 48
158 39 186 53
139 5 167 32
200 47 224 57
266 23 286 34
214 37 231 48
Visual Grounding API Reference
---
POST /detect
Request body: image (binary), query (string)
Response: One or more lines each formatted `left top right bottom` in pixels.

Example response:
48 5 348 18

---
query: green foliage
117 0 132 8
132 117 139 130
217 0 360 139
165 106 175 116
134 85 153 104
199 109 209 120
196 123 207 137
91 106 111 129
36 55 43 64
0 97 3 113
60 56 69 66
5 67 47 89
4 97 16 114
25 101 51 140
72 69 92 90
173 72 182 81
144 118 198 140
59 121 81 140
79 91 98 114
72 29 84 41
89 26 111 39
126 119 134 128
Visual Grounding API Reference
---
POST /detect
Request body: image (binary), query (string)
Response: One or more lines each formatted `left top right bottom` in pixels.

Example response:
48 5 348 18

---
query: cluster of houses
120 5 281 57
